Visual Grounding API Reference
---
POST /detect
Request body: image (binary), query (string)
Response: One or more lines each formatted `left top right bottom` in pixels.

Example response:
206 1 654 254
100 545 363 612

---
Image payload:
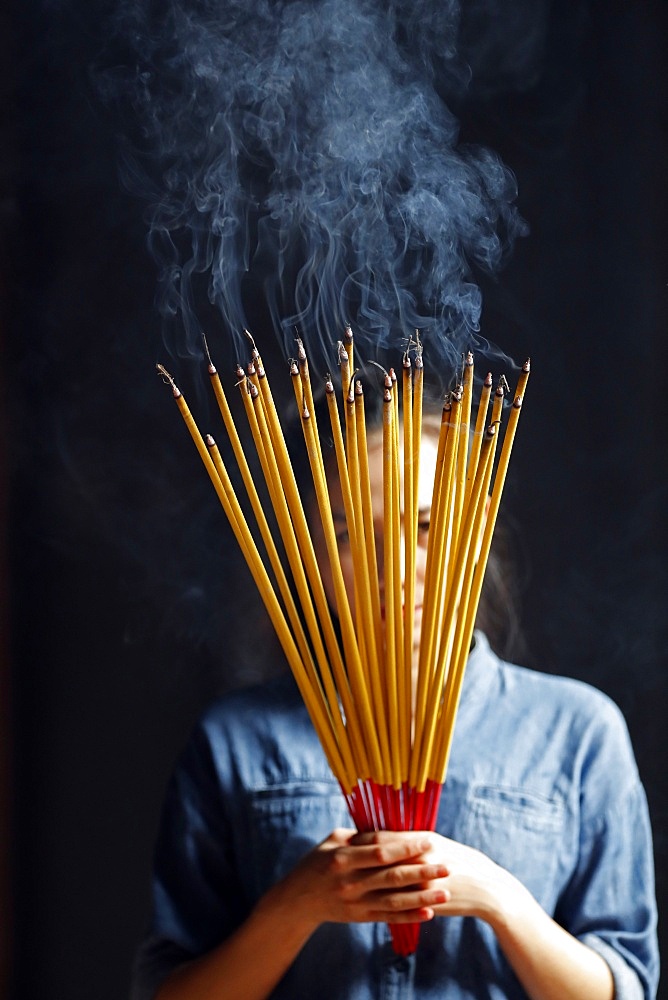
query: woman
131 392 658 1000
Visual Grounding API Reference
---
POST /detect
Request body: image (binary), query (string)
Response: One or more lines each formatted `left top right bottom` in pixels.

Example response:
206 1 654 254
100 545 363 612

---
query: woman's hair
283 369 525 662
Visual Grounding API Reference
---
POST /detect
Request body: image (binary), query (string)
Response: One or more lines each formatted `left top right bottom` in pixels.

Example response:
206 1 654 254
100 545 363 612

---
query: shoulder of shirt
201 672 302 719
191 672 312 751
475 633 632 743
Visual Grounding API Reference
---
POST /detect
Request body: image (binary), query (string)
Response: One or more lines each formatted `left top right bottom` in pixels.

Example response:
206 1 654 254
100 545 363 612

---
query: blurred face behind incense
311 426 439 663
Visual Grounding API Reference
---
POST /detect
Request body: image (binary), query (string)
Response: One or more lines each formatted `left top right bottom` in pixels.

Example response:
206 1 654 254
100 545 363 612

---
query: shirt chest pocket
245 783 353 899
456 784 567 906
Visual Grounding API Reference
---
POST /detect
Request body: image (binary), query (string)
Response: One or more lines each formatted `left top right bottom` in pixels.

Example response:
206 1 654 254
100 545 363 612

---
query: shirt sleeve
129 719 245 1000
557 698 659 1000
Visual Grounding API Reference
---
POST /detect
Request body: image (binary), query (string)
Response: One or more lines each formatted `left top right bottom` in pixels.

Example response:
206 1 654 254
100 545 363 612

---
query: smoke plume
101 0 527 373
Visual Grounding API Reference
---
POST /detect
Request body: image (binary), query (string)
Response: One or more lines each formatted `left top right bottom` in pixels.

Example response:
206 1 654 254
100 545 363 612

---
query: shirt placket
379 946 416 1000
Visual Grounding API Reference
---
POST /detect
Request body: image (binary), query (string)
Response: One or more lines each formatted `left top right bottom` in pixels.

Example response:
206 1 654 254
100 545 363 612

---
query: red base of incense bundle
344 777 445 954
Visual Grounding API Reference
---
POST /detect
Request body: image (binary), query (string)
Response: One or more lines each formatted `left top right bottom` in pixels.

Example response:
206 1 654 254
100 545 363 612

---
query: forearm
155 890 315 1000
484 881 614 1000
422 834 615 1000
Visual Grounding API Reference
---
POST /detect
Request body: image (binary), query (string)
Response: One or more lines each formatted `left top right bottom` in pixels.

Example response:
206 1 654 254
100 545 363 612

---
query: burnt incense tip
513 394 523 409
296 338 307 363
243 327 258 353
207 362 217 375
247 361 256 376
201 333 214 363
484 371 493 387
156 363 179 394
325 377 335 394
465 350 474 366
205 433 216 447
256 364 266 379
235 364 245 380
389 367 397 384
384 387 392 403
337 341 349 365
355 379 364 396
289 360 299 377
413 329 424 359
367 359 389 384
344 323 354 342
249 382 259 399
523 358 531 372
402 352 412 370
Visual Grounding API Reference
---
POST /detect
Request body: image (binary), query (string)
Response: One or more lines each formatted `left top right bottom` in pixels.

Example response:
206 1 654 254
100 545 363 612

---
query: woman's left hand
352 831 614 1000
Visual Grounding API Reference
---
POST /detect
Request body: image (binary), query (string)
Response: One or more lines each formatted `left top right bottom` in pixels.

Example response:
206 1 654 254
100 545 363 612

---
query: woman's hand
406 833 614 1000
157 829 447 1000
158 829 613 1000
258 828 450 938
261 828 521 939
416 833 530 925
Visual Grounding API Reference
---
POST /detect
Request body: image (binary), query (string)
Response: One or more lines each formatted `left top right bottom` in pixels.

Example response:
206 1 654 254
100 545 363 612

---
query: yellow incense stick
381 384 402 789
354 382 384 675
205 434 357 789
414 393 460 704
429 422 499 783
401 355 415 780
299 395 386 783
325 378 378 690
242 376 371 780
415 420 499 791
465 370 493 505
254 361 384 781
156 366 356 790
206 358 313 668
352 382 389 769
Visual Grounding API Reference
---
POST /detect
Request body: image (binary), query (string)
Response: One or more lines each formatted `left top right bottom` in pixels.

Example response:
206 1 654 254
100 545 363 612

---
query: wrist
254 874 322 947
478 867 538 937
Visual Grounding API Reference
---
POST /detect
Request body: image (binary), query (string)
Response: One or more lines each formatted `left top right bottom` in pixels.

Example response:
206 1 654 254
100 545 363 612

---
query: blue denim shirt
131 633 659 999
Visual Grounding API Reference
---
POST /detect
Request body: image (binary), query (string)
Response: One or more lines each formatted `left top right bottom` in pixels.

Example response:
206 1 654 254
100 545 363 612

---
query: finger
335 861 449 908
364 884 450 921
348 832 436 865
315 829 360 861
366 906 435 924
328 841 432 876
370 861 449 890
321 828 358 849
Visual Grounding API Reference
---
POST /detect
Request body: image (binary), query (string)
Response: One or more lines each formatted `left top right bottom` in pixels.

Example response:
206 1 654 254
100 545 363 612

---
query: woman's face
312 427 439 659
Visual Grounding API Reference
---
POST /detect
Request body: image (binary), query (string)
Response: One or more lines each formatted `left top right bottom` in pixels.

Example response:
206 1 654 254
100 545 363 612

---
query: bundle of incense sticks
157 332 529 955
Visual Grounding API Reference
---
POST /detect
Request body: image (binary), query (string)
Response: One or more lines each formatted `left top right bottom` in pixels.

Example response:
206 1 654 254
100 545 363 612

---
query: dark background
3 1 667 998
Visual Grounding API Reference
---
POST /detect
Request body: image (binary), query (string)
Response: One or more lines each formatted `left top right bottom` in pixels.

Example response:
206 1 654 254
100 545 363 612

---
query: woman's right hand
257 828 450 937
157 829 448 1000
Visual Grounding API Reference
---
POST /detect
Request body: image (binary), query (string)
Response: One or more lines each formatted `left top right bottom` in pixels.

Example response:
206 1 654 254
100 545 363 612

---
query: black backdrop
5 2 668 998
